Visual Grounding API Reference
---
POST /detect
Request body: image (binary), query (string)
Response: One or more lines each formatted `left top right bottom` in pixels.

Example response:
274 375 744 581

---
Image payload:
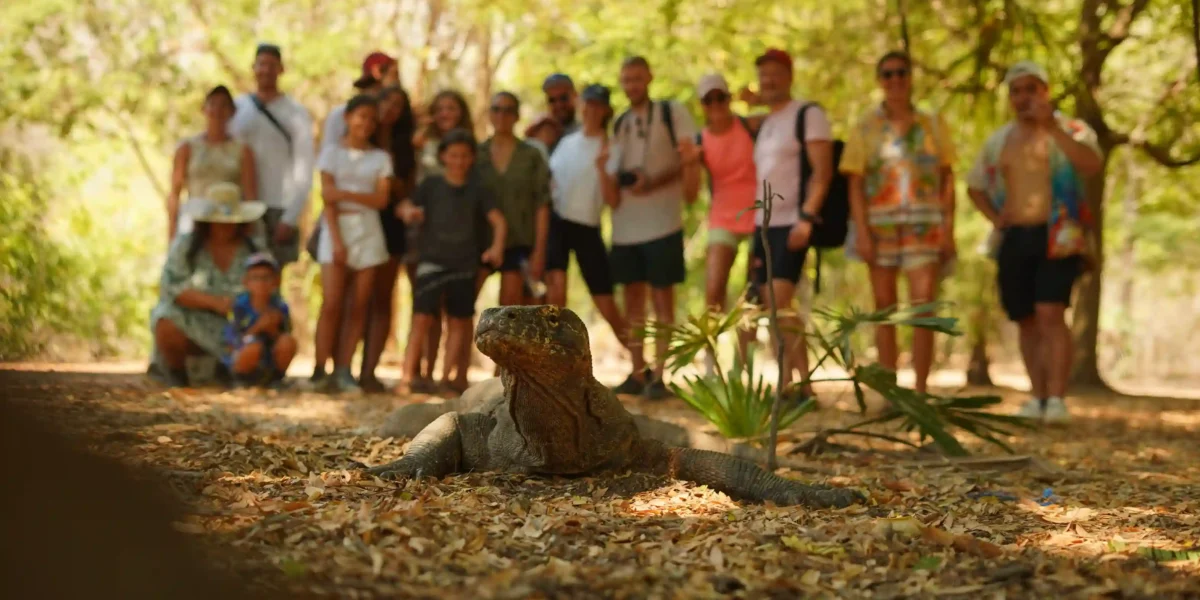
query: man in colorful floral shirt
840 50 957 396
967 61 1103 424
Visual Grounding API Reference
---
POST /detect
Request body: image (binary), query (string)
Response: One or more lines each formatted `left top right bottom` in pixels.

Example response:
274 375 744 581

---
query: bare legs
703 243 740 375
360 258 401 391
867 263 939 393
759 279 813 397
1019 303 1072 399
623 283 649 381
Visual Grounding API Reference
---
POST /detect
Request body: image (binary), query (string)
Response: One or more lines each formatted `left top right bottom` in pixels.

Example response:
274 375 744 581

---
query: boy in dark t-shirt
399 128 507 393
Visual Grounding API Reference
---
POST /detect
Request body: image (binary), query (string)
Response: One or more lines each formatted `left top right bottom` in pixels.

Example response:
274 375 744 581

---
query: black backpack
795 102 850 293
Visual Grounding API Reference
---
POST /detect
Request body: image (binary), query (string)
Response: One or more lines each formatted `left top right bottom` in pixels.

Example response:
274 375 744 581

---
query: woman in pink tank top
681 73 761 374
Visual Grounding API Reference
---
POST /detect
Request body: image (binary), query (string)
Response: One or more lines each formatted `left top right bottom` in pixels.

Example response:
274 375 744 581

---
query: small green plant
646 299 1034 458
648 301 814 440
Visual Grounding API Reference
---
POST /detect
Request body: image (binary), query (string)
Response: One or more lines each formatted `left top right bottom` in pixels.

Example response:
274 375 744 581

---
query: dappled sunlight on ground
2 364 1198 598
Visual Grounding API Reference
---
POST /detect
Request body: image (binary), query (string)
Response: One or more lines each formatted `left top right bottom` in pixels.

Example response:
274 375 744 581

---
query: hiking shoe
1015 398 1044 420
409 378 438 395
612 373 646 396
644 378 672 401
333 368 361 394
359 376 387 394
1043 397 1071 424
164 367 189 389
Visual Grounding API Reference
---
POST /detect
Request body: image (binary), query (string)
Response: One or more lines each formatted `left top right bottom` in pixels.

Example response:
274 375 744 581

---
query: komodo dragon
364 305 864 509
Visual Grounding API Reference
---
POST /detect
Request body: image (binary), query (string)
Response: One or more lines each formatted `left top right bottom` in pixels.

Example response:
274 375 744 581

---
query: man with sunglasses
542 73 580 154
747 47 835 404
679 73 762 376
967 61 1102 424
840 51 958 397
604 55 698 399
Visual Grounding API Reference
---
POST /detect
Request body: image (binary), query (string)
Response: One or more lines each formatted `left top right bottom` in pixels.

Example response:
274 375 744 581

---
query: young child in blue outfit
223 252 298 387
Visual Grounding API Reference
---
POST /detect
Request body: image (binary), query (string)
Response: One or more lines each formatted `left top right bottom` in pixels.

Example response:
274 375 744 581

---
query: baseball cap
542 73 575 91
580 84 611 105
1003 60 1049 87
245 251 280 272
354 51 396 89
755 48 793 71
696 73 730 99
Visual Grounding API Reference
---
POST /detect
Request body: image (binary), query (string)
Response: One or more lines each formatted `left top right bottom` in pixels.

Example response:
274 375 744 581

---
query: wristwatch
799 210 821 224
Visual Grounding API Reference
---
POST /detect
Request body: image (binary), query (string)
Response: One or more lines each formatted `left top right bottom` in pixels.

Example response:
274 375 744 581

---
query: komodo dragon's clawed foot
363 459 424 482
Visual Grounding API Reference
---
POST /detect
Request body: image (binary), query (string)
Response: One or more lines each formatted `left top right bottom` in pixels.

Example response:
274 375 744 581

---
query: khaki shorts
708 226 752 248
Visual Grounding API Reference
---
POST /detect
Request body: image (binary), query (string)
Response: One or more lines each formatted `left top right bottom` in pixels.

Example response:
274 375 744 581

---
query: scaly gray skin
365 306 864 509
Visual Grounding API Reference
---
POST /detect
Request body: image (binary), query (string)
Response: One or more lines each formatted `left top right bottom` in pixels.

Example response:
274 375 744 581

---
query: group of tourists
149 42 1102 424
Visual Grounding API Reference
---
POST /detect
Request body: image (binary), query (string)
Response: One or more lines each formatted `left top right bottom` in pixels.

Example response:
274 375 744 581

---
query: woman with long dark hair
358 85 417 392
151 183 269 387
404 89 475 388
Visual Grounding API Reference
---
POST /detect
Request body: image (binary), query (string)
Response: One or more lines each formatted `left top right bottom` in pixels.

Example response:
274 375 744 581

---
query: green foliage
650 299 1034 456
669 353 816 441
0 147 150 359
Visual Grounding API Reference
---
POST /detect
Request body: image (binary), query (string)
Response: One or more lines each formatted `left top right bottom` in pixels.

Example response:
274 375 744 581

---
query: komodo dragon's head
475 305 592 376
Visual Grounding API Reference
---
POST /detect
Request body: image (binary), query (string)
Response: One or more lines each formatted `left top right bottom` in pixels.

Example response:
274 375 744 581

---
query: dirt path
2 365 1197 599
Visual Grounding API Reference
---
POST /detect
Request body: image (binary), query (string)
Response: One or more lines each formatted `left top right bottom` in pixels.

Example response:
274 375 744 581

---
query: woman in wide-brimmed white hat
149 182 267 387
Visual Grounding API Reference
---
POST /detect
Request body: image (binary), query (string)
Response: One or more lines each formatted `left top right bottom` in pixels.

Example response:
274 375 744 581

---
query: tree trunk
1068 148 1112 390
1120 149 1138 332
965 337 993 386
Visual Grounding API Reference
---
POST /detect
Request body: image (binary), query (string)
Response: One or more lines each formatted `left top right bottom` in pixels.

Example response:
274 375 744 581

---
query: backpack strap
661 100 678 148
794 102 824 294
250 94 294 157
613 109 631 139
737 114 757 142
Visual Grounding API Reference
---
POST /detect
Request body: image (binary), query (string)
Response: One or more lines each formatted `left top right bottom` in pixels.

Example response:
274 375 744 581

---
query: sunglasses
490 105 518 115
879 67 910 80
701 92 730 106
546 93 572 105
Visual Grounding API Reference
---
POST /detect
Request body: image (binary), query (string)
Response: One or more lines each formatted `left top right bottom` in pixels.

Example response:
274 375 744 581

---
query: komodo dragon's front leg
365 412 495 481
634 440 865 509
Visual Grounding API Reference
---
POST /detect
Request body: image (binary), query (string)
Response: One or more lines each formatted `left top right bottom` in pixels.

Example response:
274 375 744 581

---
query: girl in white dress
313 94 393 392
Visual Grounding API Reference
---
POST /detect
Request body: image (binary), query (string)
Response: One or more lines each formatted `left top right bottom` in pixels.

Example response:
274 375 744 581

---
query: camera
616 171 638 187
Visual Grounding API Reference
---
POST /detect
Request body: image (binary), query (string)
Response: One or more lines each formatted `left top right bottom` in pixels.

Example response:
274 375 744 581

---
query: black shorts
412 269 477 319
996 225 1081 322
609 229 686 289
546 212 614 296
752 226 808 286
379 205 406 257
482 246 532 274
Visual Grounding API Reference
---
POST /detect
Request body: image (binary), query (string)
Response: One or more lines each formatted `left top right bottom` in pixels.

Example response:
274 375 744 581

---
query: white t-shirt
605 100 697 245
316 144 393 214
752 99 833 227
321 104 347 152
227 93 314 226
549 131 605 228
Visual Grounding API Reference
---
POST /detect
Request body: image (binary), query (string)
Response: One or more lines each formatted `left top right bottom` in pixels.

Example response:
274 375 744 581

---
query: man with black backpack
748 48 843 403
228 43 315 271
604 55 698 400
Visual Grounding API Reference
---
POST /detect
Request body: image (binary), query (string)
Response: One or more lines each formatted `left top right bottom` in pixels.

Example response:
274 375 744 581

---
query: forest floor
2 362 1198 599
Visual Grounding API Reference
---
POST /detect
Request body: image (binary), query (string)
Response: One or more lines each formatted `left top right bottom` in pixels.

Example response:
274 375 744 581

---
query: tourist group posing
150 43 1101 423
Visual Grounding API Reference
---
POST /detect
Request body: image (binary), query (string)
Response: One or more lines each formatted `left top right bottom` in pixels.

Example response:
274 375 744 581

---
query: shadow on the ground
3 366 1199 598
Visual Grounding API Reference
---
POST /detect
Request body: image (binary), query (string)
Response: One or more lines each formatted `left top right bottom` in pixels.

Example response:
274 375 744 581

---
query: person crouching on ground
223 252 297 387
398 129 507 394
312 94 394 393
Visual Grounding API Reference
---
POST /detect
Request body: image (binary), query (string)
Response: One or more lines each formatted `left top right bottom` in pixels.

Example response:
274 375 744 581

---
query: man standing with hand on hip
605 56 697 399
229 43 316 271
967 61 1102 424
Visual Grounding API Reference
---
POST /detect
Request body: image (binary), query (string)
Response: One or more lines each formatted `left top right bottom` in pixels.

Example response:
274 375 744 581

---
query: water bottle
519 258 548 300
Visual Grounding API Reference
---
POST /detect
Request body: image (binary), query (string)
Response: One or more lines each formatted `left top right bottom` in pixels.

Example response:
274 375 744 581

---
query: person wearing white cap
149 182 268 388
966 60 1103 424
679 72 762 376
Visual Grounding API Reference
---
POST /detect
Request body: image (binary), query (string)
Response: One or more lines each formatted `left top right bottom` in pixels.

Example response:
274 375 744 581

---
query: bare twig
759 181 785 472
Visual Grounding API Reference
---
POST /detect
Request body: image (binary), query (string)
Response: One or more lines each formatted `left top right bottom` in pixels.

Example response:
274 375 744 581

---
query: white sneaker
1015 398 1044 419
1042 397 1071 424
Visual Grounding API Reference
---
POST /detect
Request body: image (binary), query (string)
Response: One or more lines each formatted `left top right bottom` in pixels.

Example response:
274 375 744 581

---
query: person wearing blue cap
221 251 296 387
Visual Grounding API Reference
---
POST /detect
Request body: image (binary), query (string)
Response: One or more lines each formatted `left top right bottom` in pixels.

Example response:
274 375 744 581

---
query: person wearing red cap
746 47 836 404
321 52 399 152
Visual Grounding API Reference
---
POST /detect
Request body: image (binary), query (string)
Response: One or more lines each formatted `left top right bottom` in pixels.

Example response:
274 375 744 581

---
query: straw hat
183 182 266 224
